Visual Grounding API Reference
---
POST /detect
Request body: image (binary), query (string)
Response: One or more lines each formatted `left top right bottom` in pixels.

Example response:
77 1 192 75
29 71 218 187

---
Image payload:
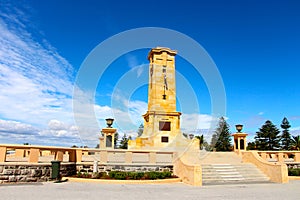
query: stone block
0 175 9 180
42 169 50 176
8 176 17 182
14 169 21 175
26 177 37 182
16 175 27 182
32 169 42 177
21 169 31 175
3 169 14 175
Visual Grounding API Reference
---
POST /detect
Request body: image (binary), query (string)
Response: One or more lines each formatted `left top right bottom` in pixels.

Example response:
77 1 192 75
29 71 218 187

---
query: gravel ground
1 180 300 200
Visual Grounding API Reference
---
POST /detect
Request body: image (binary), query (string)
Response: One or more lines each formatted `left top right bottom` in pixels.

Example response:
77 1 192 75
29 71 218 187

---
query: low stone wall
0 163 76 183
173 150 202 186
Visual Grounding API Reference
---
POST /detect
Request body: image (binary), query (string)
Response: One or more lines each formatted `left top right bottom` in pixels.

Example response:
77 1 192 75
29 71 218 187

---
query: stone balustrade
0 144 175 165
256 151 300 163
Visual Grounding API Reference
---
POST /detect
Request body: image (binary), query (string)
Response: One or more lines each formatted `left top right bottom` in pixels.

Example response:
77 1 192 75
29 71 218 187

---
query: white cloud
136 65 145 78
0 5 222 147
0 6 74 127
0 119 38 135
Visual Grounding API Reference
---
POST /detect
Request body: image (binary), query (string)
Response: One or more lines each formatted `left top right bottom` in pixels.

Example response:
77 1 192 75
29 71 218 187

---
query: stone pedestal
232 132 248 154
100 128 117 149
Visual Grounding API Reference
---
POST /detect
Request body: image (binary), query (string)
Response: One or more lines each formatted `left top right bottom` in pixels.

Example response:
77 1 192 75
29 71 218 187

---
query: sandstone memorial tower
129 47 192 150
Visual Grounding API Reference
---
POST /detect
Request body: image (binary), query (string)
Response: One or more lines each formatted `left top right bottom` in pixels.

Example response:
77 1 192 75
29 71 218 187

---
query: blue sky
0 0 300 147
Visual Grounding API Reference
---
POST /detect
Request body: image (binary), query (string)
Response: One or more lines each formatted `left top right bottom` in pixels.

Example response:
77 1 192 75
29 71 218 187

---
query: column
99 151 108 163
125 151 133 163
28 148 40 163
55 150 64 161
149 152 156 164
0 146 7 162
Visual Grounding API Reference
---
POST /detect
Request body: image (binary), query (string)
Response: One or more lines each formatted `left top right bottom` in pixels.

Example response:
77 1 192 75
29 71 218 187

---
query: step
201 163 271 185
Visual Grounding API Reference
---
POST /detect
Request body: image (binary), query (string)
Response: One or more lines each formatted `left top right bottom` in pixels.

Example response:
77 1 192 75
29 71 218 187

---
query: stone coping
63 177 182 184
288 176 300 180
1 144 175 153
0 162 76 165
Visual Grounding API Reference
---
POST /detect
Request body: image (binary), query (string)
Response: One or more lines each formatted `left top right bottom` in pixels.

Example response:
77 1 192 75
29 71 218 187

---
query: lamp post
105 118 114 128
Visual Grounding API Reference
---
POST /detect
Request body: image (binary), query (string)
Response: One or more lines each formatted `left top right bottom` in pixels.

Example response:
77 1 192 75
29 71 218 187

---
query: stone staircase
200 152 271 185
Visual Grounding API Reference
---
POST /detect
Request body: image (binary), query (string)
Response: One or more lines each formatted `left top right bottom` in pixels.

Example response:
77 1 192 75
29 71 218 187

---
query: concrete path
1 181 300 200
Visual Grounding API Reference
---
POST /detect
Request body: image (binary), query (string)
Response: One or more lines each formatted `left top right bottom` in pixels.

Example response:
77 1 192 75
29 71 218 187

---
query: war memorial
0 47 299 194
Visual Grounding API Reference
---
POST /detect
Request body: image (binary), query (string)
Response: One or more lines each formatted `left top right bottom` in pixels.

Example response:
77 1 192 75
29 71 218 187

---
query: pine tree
119 134 129 149
255 120 281 150
214 117 232 151
247 142 257 150
210 133 218 149
280 117 292 150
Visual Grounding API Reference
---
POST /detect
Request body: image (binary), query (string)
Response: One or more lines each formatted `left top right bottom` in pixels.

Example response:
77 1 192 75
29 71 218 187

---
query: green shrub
114 172 127 180
108 171 117 179
77 171 82 178
127 172 144 180
85 170 174 180
92 172 100 179
145 172 160 180
288 168 300 176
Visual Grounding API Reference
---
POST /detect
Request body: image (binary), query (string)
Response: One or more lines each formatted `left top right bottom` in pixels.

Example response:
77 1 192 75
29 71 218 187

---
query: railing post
76 149 82 163
0 146 7 162
260 152 267 160
55 150 64 161
294 152 300 162
125 151 133 163
100 150 108 163
278 152 284 163
149 152 156 164
28 148 40 163
15 149 25 157
68 150 77 162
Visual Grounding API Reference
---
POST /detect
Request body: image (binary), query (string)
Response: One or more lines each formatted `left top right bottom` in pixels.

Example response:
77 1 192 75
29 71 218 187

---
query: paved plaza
1 180 300 200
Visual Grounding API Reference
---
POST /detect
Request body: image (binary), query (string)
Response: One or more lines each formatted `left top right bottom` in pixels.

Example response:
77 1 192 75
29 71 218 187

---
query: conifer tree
280 117 292 150
114 132 119 148
255 120 280 150
119 133 129 149
214 117 232 151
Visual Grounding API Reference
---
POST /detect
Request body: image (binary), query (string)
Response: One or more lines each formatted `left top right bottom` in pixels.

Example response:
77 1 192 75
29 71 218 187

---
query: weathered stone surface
33 169 42 177
42 169 50 176
16 175 27 182
0 166 3 173
8 176 17 182
14 169 21 175
21 169 31 175
26 177 37 182
3 169 14 175
0 175 9 180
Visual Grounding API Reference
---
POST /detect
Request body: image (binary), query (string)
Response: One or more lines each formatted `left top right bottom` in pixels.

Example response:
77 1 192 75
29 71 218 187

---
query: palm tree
292 135 300 150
